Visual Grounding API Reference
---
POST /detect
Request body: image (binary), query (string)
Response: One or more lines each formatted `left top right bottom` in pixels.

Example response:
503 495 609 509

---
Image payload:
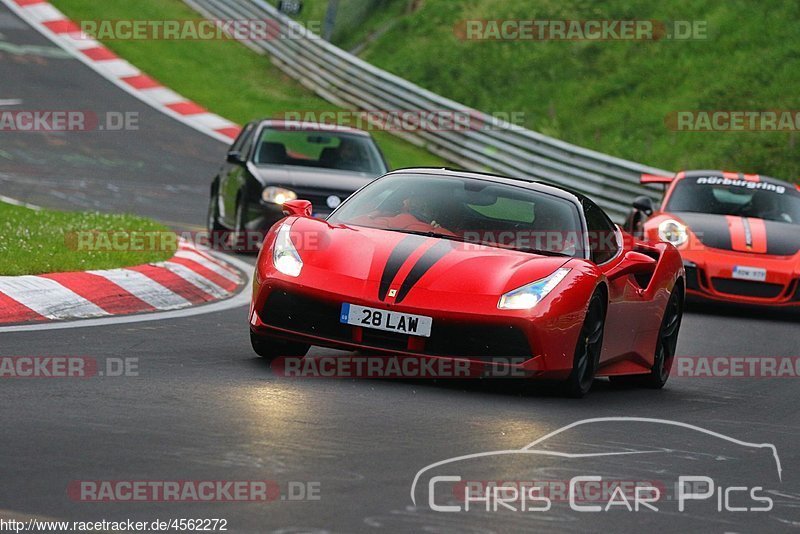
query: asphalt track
1 5 799 532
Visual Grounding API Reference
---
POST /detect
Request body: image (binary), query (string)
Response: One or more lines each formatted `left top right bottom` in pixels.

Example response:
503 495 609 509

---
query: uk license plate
340 303 433 337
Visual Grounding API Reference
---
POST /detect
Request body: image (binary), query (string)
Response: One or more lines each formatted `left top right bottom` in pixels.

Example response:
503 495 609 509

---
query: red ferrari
250 168 685 396
626 170 800 309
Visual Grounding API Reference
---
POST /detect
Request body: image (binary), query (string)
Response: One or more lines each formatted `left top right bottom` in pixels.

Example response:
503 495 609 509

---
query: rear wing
640 173 674 185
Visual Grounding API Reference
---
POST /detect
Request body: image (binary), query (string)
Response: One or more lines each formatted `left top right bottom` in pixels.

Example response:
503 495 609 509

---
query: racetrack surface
0 6 222 226
1 5 799 532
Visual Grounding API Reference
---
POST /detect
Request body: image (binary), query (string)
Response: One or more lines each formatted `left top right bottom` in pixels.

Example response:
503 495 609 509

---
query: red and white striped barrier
3 0 241 143
0 241 245 325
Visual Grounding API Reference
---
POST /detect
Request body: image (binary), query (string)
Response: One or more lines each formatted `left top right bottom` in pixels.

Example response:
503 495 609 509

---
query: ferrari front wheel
563 293 606 398
250 332 310 361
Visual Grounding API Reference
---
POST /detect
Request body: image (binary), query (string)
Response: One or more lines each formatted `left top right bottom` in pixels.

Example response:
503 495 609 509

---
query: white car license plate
732 266 767 282
340 303 432 338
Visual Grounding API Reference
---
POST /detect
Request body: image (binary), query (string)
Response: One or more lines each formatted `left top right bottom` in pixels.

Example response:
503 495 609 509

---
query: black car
207 119 389 250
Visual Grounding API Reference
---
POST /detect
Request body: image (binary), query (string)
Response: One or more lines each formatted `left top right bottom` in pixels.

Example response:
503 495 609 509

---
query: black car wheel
230 197 249 253
207 190 223 233
563 293 605 398
250 332 310 361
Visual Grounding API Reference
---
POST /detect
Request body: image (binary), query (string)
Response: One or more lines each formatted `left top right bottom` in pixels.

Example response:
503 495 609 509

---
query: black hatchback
207 119 388 251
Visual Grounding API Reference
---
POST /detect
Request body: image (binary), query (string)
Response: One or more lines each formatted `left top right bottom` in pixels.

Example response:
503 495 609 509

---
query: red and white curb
0 240 247 326
0 2 254 331
2 0 241 144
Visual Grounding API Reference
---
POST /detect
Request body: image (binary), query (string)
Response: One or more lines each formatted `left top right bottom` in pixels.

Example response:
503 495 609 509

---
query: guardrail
184 0 669 221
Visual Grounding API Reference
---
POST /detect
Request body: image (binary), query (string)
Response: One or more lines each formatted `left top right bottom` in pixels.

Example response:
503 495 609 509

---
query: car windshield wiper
512 247 571 257
391 229 468 244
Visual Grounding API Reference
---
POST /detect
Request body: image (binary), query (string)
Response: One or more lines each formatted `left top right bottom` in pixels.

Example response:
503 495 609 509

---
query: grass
51 0 446 170
0 201 176 276
298 0 800 181
291 0 409 52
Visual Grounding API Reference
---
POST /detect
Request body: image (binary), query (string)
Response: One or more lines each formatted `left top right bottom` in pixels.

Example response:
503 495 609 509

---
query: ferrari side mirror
632 196 654 216
607 250 657 280
282 199 313 218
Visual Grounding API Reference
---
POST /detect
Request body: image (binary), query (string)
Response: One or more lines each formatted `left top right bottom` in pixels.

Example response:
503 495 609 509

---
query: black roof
255 119 372 136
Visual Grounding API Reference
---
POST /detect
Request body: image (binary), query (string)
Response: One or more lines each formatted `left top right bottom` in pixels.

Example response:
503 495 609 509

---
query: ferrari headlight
498 268 571 310
262 186 297 205
272 223 302 277
658 219 688 247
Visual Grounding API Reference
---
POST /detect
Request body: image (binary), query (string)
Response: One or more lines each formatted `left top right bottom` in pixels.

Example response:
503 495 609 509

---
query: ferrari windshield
327 173 584 257
665 176 800 225
253 128 387 175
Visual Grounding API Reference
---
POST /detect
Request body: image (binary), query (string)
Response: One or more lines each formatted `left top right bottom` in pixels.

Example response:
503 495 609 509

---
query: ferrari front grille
261 290 532 360
262 290 350 341
425 323 532 361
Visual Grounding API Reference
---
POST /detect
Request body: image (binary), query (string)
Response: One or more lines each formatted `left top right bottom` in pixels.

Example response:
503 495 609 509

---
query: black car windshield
665 176 800 225
327 173 585 257
252 128 387 175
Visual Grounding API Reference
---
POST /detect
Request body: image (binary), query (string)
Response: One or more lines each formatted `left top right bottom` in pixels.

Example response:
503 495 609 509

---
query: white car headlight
262 186 297 205
658 219 688 247
498 268 571 310
273 223 303 277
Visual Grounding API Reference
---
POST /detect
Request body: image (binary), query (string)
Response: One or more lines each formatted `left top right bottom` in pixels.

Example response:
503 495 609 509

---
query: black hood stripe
379 235 426 301
394 240 454 304
672 212 732 250
672 212 800 255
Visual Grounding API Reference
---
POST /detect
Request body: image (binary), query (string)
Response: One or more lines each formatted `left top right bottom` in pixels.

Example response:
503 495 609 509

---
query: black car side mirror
226 151 243 164
632 196 654 216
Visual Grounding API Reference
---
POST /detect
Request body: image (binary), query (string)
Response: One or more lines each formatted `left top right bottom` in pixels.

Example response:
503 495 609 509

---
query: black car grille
425 323 532 361
261 290 532 361
711 278 784 299
792 280 800 302
262 290 350 340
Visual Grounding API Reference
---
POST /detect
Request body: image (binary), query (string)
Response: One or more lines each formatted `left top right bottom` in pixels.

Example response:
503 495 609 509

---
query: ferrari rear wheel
611 287 683 389
643 288 683 388
250 332 310 361
563 294 605 398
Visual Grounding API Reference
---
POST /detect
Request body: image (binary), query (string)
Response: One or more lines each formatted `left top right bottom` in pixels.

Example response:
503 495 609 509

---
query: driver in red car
350 191 458 236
